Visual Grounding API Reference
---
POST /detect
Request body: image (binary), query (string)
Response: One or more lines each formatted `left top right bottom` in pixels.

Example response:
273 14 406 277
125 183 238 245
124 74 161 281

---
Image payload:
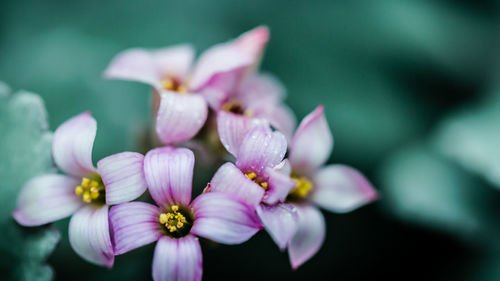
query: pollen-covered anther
244 172 269 190
162 77 188 93
74 177 104 204
159 205 188 233
289 176 313 199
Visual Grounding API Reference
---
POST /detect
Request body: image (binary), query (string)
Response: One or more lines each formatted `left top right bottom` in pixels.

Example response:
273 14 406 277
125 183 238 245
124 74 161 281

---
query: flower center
162 76 187 94
222 100 253 117
287 176 313 201
74 175 105 205
158 205 193 238
244 171 269 190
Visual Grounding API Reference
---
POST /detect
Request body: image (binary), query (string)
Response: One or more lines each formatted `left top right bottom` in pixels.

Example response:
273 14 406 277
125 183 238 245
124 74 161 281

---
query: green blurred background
2 0 500 280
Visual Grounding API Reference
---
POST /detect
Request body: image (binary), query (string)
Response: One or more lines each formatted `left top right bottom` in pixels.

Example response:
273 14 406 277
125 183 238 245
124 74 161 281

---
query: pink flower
108 146 261 281
217 73 297 156
12 112 121 268
104 26 269 145
285 106 378 269
209 123 299 250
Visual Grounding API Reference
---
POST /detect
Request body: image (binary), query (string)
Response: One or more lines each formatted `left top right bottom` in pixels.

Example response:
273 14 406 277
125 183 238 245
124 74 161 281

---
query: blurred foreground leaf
378 142 500 248
434 92 500 189
0 84 60 281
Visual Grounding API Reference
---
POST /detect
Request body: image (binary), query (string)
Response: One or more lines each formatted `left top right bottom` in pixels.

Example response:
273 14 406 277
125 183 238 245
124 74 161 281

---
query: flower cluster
13 26 378 281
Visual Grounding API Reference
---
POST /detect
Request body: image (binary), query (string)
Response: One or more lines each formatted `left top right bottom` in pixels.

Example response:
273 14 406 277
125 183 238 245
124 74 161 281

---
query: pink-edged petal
189 41 251 92
104 48 163 89
209 162 265 207
152 235 202 281
236 124 287 174
155 91 208 145
69 205 114 268
262 166 295 205
151 45 195 80
216 110 267 157
311 165 378 213
13 174 83 226
290 105 333 174
109 202 162 255
144 146 194 207
233 26 269 64
97 152 147 205
191 192 261 244
191 27 269 108
288 205 326 269
52 112 97 177
256 203 299 250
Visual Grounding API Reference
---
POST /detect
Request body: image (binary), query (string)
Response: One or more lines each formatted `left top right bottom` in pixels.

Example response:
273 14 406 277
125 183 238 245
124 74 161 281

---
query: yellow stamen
260 182 268 190
90 190 99 199
162 78 174 90
289 176 313 199
75 176 104 204
244 171 269 191
245 172 257 180
159 213 168 224
158 205 191 236
83 191 91 203
81 178 90 187
75 186 83 195
162 77 188 94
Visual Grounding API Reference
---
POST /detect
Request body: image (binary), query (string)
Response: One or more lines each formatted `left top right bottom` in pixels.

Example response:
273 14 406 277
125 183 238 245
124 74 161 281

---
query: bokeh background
2 0 500 280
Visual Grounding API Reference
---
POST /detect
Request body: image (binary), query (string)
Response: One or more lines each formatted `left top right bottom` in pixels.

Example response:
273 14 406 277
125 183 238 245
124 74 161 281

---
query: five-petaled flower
217 73 297 156
209 123 299 250
104 26 269 145
12 112 120 267
108 146 261 281
285 105 378 269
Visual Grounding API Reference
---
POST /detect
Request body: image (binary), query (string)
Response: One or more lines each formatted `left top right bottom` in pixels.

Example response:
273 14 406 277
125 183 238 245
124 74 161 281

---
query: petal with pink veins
103 48 163 89
236 124 287 174
191 192 261 244
13 174 83 226
209 162 265 207
152 235 202 281
289 106 333 175
98 152 147 205
144 147 194 207
52 112 97 177
109 202 162 255
256 203 299 250
69 205 114 268
217 111 267 157
288 205 326 269
311 165 378 213
262 166 295 205
155 91 208 145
